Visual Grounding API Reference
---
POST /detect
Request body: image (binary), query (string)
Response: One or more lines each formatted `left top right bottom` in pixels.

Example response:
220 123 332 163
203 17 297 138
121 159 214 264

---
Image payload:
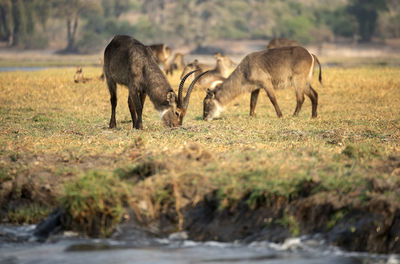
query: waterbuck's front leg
128 91 147 128
264 86 282 118
250 89 260 117
107 78 117 128
127 96 137 128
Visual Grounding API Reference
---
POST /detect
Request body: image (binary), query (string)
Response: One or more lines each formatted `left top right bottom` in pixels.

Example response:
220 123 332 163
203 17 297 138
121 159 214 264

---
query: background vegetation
0 0 399 53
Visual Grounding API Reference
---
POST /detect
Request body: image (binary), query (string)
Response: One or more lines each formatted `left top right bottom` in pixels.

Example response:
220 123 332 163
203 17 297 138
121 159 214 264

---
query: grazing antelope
180 54 236 90
203 46 322 121
104 35 208 129
149 43 172 71
180 59 213 80
214 53 236 78
266 38 300 49
74 67 92 83
165 52 185 76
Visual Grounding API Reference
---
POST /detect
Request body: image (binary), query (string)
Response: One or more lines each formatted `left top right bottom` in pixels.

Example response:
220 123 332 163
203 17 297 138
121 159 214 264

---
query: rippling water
0 225 399 264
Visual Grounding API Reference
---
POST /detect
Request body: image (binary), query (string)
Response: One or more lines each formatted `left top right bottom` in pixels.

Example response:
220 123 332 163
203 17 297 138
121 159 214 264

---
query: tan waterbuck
203 46 322 121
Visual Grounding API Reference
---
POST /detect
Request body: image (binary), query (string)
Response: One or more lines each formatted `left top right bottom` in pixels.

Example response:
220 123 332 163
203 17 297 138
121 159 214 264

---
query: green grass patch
8 205 53 224
59 171 129 237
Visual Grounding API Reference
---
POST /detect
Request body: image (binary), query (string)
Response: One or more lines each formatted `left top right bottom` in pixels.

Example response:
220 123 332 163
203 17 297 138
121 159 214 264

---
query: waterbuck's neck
214 61 248 106
143 63 174 112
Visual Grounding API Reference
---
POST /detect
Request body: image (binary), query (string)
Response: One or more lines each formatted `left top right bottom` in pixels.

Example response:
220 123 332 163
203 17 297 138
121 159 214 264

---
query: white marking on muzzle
211 80 224 89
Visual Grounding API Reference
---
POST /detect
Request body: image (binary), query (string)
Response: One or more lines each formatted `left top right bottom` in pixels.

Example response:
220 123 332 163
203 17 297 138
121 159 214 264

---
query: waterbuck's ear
206 89 215 98
167 91 177 106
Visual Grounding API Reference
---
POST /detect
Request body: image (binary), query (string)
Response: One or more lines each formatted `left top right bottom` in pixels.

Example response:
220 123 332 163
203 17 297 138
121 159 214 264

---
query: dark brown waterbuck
203 46 322 121
103 35 207 129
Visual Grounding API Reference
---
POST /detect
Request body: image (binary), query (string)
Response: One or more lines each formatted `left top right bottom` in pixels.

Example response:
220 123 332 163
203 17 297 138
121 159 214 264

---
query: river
0 225 399 264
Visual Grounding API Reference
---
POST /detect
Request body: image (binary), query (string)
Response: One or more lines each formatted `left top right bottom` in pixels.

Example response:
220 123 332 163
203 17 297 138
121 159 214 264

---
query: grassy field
0 65 399 237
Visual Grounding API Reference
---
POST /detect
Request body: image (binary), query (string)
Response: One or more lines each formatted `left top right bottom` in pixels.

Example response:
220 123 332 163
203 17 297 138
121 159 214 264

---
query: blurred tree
52 0 101 52
378 0 400 38
0 0 12 44
319 6 357 38
347 0 388 42
11 0 26 46
1 0 51 47
34 0 51 30
102 0 131 18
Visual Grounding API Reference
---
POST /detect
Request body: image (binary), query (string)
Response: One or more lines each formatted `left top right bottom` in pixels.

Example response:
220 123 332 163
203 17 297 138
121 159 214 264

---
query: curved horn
183 70 212 109
178 69 200 108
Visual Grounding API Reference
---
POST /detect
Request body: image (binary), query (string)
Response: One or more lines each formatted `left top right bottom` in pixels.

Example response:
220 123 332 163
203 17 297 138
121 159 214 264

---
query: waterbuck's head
203 87 223 121
162 70 210 127
180 59 200 80
74 66 83 83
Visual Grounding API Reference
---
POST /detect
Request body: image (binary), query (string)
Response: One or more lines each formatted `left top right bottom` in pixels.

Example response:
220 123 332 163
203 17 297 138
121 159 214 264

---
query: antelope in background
180 53 236 89
165 52 185 76
203 46 322 121
180 59 213 81
266 38 300 49
214 52 236 78
149 43 172 72
74 66 92 83
103 35 208 129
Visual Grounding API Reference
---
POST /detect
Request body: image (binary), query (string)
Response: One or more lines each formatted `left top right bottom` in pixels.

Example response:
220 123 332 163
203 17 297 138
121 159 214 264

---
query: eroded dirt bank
1 146 400 254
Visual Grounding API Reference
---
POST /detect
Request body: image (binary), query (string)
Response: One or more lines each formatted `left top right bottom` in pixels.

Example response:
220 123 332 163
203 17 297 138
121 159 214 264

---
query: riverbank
0 66 399 253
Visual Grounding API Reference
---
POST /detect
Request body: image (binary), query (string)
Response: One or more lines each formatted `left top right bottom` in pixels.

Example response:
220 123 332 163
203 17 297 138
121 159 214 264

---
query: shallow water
1 225 399 264
0 67 47 72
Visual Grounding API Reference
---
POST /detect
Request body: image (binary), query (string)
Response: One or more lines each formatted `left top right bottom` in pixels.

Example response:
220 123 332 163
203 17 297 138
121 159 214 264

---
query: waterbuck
214 52 236 78
180 59 213 80
103 35 207 129
203 46 322 121
180 53 236 90
74 66 92 83
165 52 185 76
266 38 300 49
149 43 172 71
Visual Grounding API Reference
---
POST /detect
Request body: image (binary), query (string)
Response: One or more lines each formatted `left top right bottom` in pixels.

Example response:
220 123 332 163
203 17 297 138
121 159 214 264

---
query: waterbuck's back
244 46 314 90
104 35 160 87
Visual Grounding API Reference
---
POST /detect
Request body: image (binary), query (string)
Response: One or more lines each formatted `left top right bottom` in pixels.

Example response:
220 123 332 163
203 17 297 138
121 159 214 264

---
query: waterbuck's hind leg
293 89 305 117
305 84 318 118
107 78 117 128
264 86 282 118
250 89 260 117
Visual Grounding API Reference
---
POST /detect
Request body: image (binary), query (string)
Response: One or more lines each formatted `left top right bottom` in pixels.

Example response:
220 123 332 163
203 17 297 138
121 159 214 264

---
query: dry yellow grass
0 65 399 231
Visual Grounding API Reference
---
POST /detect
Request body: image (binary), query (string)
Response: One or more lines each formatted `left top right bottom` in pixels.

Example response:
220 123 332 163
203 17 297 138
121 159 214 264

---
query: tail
312 54 322 85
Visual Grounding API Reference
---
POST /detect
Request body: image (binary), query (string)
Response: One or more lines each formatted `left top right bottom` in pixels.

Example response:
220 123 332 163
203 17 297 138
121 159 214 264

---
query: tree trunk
65 16 78 52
